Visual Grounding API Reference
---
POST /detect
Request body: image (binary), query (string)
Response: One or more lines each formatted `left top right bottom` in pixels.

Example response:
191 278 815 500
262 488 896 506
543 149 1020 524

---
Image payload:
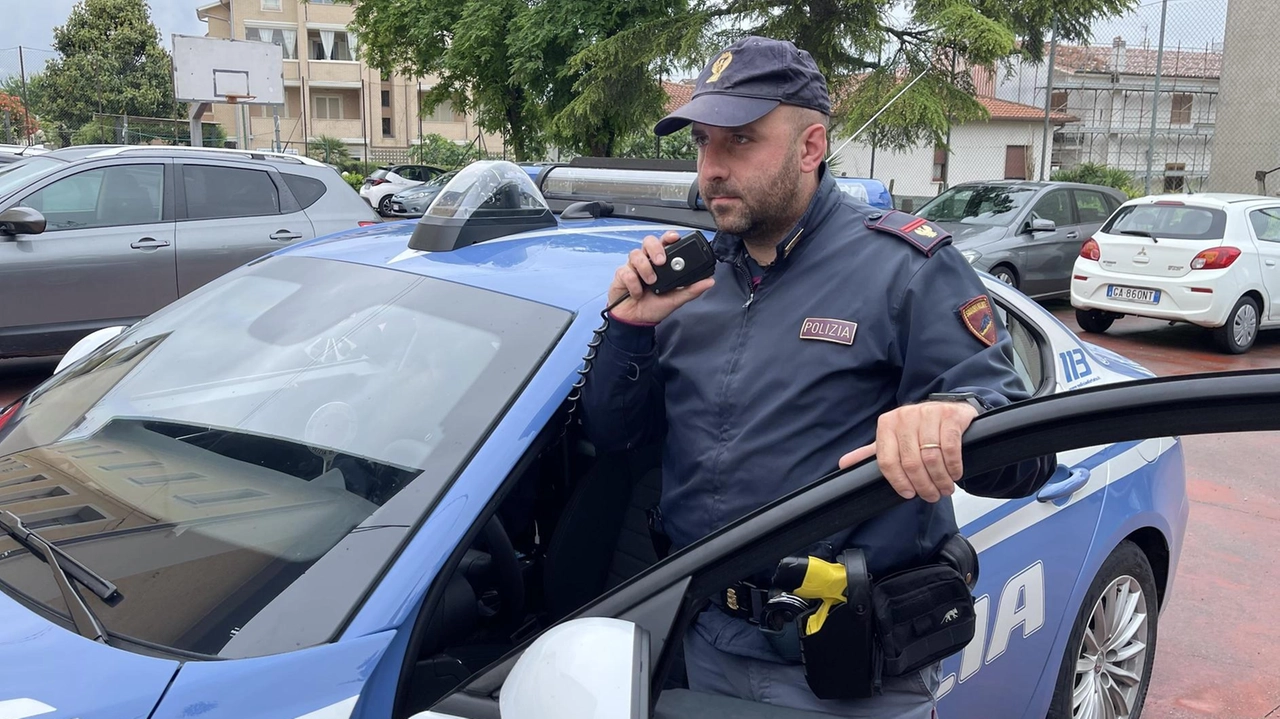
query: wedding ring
920 443 943 450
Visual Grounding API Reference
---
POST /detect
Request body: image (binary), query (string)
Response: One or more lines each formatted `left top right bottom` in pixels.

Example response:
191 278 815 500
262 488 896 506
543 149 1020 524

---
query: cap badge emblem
707 52 733 83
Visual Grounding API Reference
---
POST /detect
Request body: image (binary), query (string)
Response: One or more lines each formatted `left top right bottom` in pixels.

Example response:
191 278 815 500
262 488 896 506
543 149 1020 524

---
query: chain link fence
832 0 1278 210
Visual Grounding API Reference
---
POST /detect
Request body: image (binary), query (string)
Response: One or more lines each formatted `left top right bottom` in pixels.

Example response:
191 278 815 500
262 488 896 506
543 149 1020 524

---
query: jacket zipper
736 259 756 309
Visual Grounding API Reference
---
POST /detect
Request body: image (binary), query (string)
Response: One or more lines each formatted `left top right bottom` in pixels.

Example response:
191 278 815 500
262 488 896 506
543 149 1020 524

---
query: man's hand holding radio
609 230 716 326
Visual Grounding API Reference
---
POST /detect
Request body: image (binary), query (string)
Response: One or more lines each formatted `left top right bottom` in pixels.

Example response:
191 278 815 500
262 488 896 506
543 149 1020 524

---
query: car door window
21 164 164 231
182 164 281 220
1030 191 1073 227
992 302 1046 394
1249 208 1280 242
1072 190 1112 224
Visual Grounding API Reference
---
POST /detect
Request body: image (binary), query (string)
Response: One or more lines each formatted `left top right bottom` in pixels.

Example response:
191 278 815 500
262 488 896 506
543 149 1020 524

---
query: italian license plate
1107 285 1161 304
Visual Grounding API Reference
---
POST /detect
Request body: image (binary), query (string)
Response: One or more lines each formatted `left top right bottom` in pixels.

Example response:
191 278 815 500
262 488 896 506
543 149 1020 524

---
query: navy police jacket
579 166 1054 661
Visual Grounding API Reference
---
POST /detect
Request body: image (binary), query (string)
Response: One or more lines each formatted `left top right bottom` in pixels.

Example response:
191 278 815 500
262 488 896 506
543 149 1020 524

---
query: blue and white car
4 160 1255 719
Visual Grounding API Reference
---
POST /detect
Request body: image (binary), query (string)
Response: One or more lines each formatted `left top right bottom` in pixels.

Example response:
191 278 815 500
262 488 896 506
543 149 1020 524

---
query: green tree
1052 162 1140 198
353 0 547 162
613 131 698 161
307 135 351 164
39 0 180 136
352 0 1137 158
408 133 471 168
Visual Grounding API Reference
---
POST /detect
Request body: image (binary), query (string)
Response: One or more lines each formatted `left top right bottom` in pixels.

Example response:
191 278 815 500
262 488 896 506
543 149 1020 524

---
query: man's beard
703 160 803 247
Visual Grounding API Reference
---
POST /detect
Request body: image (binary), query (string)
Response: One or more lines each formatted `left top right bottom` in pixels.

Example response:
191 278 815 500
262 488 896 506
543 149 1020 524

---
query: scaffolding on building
1048 39 1221 192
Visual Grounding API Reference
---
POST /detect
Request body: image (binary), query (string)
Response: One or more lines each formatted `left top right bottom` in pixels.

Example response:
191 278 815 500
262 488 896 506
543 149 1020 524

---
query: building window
261 0 281 10
1004 145 1030 180
380 90 390 108
932 146 947 182
247 27 296 59
382 117 393 137
313 95 343 120
1050 91 1068 113
1170 93 1193 124
1164 162 1186 192
309 31 355 61
423 98 464 123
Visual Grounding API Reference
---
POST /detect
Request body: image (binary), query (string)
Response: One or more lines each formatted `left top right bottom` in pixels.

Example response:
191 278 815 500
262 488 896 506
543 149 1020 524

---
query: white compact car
1070 193 1280 353
358 164 445 215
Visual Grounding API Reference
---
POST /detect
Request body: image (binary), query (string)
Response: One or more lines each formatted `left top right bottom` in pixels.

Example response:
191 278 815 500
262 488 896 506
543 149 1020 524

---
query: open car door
419 369 1280 719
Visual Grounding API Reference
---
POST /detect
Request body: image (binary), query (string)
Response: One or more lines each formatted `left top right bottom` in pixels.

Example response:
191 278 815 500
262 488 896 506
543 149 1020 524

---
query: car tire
1076 309 1116 334
377 195 395 216
1048 541 1159 719
1211 296 1259 354
991 264 1019 289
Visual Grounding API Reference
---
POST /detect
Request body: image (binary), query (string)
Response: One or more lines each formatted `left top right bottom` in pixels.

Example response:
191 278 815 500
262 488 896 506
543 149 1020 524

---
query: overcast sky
1 0 1230 78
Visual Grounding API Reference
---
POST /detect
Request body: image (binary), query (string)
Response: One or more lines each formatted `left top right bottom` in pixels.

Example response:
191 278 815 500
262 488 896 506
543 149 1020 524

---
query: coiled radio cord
562 291 634 435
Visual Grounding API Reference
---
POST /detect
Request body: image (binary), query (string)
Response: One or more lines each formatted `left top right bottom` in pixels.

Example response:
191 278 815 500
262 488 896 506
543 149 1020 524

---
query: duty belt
711 581 775 623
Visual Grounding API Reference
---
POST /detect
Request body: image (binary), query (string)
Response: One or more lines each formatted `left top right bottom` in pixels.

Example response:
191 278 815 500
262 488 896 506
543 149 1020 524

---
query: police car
2 160 1271 719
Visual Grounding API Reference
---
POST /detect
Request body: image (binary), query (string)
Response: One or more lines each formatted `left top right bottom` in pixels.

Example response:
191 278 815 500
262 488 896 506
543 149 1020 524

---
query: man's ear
798 123 827 174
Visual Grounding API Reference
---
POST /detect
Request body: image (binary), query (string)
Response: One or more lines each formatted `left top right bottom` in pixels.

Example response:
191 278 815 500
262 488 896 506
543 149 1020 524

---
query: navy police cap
654 36 832 137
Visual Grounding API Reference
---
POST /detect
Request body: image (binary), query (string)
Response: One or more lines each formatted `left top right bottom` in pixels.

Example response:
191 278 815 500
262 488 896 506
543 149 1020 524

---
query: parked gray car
0 144 380 359
388 169 459 218
915 180 1128 299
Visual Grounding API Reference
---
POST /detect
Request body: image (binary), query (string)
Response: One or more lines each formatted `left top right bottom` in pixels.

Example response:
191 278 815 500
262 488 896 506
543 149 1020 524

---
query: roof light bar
539 166 700 209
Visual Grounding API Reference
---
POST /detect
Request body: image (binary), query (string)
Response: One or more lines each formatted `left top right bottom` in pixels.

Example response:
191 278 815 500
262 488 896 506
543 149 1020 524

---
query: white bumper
1070 262 1239 328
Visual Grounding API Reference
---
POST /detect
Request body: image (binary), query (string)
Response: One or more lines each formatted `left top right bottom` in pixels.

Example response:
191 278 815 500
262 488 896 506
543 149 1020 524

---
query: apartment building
194 0 501 162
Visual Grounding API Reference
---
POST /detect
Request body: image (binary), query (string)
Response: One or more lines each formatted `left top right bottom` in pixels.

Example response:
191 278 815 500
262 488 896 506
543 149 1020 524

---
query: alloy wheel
1071 576 1149 719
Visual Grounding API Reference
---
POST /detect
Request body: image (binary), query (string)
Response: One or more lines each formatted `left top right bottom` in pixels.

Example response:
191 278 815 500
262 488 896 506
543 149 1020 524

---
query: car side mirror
0 206 46 238
497 618 649 719
54 326 128 374
1028 218 1056 233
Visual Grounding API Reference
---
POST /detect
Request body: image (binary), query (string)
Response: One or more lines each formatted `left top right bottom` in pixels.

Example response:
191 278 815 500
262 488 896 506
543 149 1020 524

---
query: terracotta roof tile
662 81 695 113
1054 43 1221 80
978 96 1075 124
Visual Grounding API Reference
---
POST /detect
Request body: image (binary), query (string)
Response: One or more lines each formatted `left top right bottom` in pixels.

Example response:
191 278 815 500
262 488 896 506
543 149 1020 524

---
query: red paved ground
3 305 1279 716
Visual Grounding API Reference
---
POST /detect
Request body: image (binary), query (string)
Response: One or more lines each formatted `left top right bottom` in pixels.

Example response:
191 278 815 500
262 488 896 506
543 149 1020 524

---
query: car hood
0 590 179 719
935 222 1010 248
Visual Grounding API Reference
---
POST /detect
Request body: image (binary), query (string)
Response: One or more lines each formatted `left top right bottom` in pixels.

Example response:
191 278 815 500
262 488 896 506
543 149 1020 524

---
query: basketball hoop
224 94 257 105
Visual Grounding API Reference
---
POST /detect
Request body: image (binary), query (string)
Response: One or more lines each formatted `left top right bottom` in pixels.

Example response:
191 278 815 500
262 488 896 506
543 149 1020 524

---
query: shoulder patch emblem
863 210 952 256
959 295 997 347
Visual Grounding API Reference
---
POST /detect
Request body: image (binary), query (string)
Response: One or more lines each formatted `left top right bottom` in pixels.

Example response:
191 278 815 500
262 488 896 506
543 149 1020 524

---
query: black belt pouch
870 563 977 676
797 550 876 700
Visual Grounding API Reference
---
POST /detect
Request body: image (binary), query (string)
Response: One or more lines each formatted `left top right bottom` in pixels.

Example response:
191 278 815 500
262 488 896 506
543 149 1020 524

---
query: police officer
579 36 1052 717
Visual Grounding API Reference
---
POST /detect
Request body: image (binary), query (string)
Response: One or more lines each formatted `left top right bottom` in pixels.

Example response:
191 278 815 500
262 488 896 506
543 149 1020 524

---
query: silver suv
0 145 380 359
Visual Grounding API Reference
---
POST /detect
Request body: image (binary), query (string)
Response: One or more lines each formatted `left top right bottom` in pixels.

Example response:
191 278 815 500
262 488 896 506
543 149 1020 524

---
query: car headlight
960 249 981 264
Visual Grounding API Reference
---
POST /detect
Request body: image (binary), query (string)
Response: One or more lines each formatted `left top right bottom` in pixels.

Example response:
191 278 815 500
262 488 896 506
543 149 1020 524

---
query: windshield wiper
1118 229 1158 243
0 510 121 643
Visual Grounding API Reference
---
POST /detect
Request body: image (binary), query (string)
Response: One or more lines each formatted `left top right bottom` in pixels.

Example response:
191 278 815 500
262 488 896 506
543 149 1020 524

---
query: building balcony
302 2 355 26
310 118 364 141
305 61 363 84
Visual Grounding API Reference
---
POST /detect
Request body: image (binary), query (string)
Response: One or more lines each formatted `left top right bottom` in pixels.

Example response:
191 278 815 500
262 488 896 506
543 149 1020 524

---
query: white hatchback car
1070 193 1280 353
358 164 445 215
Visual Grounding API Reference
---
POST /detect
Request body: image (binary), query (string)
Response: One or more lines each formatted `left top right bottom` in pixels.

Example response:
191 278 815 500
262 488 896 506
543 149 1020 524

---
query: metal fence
832 0 1280 210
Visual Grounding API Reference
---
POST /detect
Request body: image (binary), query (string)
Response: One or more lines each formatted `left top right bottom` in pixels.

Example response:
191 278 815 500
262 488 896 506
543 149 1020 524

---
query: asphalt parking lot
2 304 1278 717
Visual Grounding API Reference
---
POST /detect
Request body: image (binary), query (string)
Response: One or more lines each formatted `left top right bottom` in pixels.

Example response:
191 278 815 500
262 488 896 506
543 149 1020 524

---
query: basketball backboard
172 34 284 105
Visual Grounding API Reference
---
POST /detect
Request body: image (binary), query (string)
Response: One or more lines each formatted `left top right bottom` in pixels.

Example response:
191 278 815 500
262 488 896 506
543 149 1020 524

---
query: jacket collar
711 163 838 267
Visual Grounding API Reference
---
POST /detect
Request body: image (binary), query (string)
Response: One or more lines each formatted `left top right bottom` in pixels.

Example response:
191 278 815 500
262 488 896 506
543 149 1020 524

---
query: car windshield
916 185 1038 227
0 255 570 656
1102 203 1227 240
0 156 64 197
